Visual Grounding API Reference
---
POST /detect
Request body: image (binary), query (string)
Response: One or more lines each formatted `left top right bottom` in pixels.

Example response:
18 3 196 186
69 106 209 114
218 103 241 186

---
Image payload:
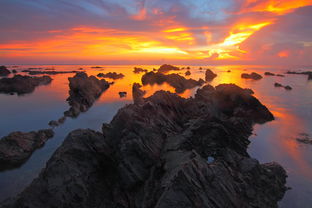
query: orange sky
0 0 312 65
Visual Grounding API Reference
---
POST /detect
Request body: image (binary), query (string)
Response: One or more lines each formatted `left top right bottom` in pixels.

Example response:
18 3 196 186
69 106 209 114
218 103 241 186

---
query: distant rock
286 71 312 81
142 71 204 93
274 83 292 91
205 69 217 81
0 75 52 95
284 85 292 90
12 70 17 73
0 66 11 76
241 72 263 80
0 129 54 170
91 66 103 69
2 84 286 208
22 70 80 75
227 70 231 72
276 74 285 77
185 70 191 76
133 67 148 74
64 72 110 118
296 133 312 144
48 117 66 128
97 72 125 80
264 72 275 76
118 91 127 98
274 83 283 87
158 64 180 73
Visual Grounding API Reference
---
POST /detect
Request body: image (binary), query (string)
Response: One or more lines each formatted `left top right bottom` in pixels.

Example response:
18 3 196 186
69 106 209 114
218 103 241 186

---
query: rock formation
0 66 11 76
22 70 80 75
133 67 148 74
97 72 125 80
64 72 110 118
0 75 52 95
274 83 292 91
0 129 54 170
1 83 287 208
157 64 180 73
132 83 145 104
205 69 217 81
241 72 263 80
286 71 312 80
264 72 275 76
185 70 191 76
142 71 205 93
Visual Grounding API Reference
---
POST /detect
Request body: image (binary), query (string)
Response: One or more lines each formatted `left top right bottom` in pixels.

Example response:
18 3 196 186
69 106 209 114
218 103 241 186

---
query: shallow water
0 64 311 207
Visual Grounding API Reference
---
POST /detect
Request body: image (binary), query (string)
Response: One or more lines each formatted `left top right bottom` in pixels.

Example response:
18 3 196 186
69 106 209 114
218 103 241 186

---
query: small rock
119 91 127 98
0 65 11 76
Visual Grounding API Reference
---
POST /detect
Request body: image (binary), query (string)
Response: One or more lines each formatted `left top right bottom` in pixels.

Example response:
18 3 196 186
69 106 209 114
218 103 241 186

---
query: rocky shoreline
1 83 287 208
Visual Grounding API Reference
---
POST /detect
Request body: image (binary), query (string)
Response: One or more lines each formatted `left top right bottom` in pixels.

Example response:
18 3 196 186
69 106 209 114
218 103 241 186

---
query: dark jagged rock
0 129 54 170
158 64 180 73
286 71 312 80
12 70 17 74
133 67 148 74
276 74 285 77
64 72 110 118
264 72 275 76
274 83 292 91
119 91 127 98
132 83 145 104
205 69 217 81
274 83 283 87
2 83 287 208
97 72 125 80
241 72 263 80
0 66 11 76
185 70 191 76
48 117 66 128
0 75 52 95
284 85 292 90
142 71 204 93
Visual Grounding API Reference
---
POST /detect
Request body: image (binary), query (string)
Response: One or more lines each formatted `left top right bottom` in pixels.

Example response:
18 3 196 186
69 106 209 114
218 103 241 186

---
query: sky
0 0 312 65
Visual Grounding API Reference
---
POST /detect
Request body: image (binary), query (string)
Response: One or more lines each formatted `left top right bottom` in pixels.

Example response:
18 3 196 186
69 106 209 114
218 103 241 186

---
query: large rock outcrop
2 83 287 208
64 72 110 118
205 69 217 81
0 129 54 170
158 64 180 73
0 75 52 95
142 71 205 93
0 66 11 76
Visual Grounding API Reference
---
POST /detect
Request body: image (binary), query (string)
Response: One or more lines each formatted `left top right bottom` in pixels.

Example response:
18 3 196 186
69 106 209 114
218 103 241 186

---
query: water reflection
0 64 311 207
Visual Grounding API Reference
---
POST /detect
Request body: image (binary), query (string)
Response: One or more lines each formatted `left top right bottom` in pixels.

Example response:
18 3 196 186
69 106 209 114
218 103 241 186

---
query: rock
0 66 11 76
274 83 283 87
0 75 52 95
244 88 255 94
276 74 285 77
158 64 180 73
48 120 59 127
64 72 110 118
91 66 103 68
309 74 312 80
241 72 263 80
119 91 127 98
264 72 275 76
286 71 312 80
97 72 125 80
296 133 312 144
12 70 17 74
132 83 145 104
227 70 231 72
284 85 292 90
186 66 190 70
22 70 79 75
185 70 191 76
133 67 148 74
205 69 217 81
142 72 205 93
0 129 54 170
2 84 287 208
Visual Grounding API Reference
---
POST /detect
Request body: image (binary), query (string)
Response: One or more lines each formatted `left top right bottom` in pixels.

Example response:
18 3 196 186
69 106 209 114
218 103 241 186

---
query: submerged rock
0 129 54 170
241 72 263 80
158 64 180 73
205 69 217 81
97 72 125 80
0 75 52 95
142 71 204 93
0 66 11 76
64 72 110 118
2 84 286 208
133 67 148 74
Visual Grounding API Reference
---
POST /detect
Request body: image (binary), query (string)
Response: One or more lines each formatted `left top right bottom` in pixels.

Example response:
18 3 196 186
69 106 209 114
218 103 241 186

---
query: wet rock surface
0 75 52 95
0 66 11 76
1 84 287 208
157 64 180 73
64 72 110 118
205 69 217 81
142 71 204 93
97 72 125 80
0 129 54 171
241 72 263 80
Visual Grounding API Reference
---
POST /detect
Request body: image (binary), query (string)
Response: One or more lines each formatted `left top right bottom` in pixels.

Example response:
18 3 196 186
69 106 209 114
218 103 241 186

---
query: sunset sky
1 0 312 65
